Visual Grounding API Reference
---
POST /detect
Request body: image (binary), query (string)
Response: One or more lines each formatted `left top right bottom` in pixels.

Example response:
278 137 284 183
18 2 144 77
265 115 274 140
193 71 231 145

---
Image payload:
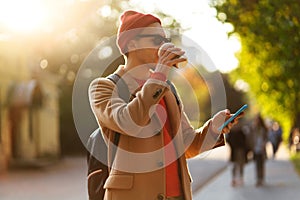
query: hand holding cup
157 43 187 68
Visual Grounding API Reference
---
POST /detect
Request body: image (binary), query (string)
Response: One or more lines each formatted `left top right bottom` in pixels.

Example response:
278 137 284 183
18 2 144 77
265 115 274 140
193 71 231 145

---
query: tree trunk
294 113 300 128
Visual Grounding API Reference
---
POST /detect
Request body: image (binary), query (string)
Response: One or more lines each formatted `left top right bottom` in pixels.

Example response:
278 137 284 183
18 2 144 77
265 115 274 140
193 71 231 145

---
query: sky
0 0 241 73
129 0 241 73
0 0 49 33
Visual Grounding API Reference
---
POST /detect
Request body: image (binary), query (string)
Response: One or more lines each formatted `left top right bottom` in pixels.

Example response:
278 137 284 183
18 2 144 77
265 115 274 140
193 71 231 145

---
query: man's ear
127 40 137 52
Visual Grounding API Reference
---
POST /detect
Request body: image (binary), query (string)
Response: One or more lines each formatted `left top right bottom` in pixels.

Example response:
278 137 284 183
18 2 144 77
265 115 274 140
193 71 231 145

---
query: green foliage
214 0 300 137
173 67 211 124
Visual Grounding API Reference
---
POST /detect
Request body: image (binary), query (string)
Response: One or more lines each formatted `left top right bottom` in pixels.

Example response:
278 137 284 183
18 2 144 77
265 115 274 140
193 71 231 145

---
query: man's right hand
158 43 186 67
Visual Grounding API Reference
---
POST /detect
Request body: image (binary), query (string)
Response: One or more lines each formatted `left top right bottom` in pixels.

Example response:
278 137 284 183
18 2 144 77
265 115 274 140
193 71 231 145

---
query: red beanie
117 10 161 54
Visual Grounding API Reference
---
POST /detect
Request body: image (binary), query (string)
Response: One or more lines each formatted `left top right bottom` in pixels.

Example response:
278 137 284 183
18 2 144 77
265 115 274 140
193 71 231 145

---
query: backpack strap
107 73 131 103
86 74 131 200
166 80 181 106
105 73 132 167
108 74 180 106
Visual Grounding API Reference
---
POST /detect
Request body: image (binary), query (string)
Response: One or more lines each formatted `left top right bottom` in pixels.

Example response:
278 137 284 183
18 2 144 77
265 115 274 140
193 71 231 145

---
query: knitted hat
117 10 161 54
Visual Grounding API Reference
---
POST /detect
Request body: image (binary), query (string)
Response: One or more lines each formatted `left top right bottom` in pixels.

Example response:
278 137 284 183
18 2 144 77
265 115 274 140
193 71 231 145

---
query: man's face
129 23 170 67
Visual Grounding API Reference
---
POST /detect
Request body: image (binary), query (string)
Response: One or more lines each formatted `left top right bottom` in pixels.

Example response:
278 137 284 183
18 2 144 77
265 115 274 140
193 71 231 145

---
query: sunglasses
136 34 171 45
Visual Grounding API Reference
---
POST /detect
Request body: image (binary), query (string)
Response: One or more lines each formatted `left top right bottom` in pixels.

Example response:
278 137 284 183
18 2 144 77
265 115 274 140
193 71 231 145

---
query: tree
213 0 300 137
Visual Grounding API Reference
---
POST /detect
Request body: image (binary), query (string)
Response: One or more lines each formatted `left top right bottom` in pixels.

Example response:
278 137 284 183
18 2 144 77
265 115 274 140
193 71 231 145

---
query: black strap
166 80 180 106
108 74 180 105
107 74 131 103
106 74 131 165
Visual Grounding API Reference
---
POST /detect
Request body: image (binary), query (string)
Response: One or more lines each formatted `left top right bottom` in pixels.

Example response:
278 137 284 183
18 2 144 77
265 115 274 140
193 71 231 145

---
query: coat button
157 161 164 167
154 129 161 136
157 193 165 200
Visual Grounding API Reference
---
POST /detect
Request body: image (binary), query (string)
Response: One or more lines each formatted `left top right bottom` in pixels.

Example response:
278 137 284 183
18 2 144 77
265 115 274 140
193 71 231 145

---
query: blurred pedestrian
268 121 282 159
227 122 248 187
251 114 268 187
289 127 300 153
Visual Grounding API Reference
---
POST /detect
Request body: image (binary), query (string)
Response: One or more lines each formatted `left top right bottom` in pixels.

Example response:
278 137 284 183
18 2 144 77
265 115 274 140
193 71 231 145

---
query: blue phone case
218 104 248 131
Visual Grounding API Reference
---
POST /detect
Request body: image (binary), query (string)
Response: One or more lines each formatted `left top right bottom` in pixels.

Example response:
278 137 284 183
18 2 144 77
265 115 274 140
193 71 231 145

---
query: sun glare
0 0 47 33
130 0 241 73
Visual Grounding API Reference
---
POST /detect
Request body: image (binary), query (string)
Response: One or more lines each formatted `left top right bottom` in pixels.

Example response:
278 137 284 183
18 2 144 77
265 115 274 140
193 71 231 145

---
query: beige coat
89 66 225 200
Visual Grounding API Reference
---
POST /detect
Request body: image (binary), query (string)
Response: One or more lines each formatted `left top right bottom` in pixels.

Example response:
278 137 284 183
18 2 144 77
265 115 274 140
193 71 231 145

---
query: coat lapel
164 90 181 137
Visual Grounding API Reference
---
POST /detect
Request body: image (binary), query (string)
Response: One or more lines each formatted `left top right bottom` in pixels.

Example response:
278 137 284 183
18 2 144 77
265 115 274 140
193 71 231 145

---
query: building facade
0 38 60 172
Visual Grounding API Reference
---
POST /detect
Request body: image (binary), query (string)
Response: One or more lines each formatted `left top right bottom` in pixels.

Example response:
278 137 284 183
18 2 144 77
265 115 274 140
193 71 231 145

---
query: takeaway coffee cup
158 43 188 68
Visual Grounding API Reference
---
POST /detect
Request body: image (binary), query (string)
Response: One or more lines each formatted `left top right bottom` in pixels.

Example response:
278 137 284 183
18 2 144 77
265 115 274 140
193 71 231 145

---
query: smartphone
218 104 248 131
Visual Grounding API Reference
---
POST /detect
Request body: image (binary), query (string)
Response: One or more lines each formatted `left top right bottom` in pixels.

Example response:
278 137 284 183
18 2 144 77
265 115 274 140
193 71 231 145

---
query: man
226 122 248 187
251 114 268 187
268 121 282 159
89 10 242 200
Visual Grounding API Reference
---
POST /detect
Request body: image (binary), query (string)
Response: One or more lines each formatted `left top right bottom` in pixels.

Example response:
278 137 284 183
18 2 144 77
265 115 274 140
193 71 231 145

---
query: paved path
1 144 299 200
0 146 229 200
193 144 300 200
0 157 88 200
188 145 229 193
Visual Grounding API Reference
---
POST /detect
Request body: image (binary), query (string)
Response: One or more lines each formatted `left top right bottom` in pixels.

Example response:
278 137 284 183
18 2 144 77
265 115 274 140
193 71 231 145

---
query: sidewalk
0 146 230 200
193 144 300 200
0 156 88 200
188 145 230 193
1 144 298 200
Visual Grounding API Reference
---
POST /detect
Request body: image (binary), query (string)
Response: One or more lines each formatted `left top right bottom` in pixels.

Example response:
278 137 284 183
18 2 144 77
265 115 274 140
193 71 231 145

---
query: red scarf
134 77 182 196
157 99 182 197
